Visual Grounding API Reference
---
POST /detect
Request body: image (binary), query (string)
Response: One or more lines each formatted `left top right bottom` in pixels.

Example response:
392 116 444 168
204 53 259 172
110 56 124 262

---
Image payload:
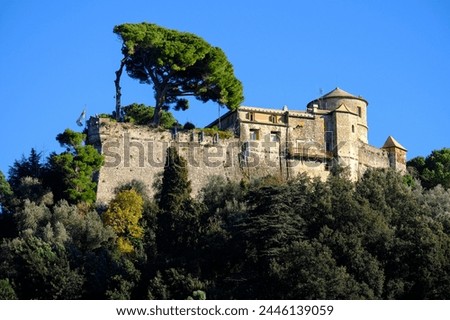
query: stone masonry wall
88 118 332 204
358 142 390 178
88 117 400 205
88 118 245 204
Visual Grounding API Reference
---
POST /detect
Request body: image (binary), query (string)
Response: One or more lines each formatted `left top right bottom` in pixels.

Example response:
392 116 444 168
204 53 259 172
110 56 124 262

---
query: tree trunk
114 59 126 121
151 91 164 127
151 103 162 127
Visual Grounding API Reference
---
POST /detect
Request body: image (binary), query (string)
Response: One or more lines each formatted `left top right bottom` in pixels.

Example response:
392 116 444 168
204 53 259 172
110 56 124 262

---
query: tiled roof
307 87 368 107
322 87 356 98
321 87 366 101
382 136 407 151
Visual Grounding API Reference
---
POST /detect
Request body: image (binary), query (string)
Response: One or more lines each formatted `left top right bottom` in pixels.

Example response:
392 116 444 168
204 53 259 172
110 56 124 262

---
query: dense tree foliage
0 199 116 299
46 129 104 204
0 171 12 211
408 147 450 189
121 103 177 128
154 147 203 274
113 23 243 126
103 103 178 128
103 189 144 253
8 148 44 192
1 144 450 299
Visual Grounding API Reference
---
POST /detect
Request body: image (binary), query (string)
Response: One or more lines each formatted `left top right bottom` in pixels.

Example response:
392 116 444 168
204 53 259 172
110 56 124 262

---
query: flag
76 109 86 127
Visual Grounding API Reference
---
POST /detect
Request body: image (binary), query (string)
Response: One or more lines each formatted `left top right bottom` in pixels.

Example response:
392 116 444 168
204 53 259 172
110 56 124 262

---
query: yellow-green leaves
103 189 144 253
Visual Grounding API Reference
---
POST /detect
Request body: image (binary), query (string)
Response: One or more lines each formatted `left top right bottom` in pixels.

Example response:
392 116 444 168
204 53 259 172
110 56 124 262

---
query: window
325 131 333 152
352 125 355 133
247 112 255 121
357 106 362 117
270 132 280 142
213 133 219 144
269 114 277 123
249 129 259 140
198 131 204 143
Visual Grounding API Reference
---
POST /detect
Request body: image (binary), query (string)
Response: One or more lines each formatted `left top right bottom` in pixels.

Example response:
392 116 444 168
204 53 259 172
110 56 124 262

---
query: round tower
307 87 369 143
307 88 369 180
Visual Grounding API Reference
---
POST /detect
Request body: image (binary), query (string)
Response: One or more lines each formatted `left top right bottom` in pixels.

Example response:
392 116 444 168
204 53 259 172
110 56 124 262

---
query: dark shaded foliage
2 143 450 299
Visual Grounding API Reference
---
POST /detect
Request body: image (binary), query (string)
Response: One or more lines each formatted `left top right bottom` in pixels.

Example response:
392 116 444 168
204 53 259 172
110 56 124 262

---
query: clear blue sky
1 0 449 176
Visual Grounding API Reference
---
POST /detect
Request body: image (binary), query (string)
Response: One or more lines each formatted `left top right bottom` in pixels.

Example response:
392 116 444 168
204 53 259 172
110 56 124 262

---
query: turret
382 136 407 171
307 88 369 180
307 87 369 143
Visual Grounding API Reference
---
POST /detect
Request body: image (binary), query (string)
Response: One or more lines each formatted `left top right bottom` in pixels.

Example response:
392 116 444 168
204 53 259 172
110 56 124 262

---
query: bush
183 122 196 130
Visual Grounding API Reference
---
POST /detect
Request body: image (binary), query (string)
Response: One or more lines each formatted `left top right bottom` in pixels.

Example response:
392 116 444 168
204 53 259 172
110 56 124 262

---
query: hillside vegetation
1 132 450 299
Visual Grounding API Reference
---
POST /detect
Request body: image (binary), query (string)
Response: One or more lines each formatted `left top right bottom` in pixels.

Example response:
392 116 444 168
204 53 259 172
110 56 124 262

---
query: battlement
88 88 406 204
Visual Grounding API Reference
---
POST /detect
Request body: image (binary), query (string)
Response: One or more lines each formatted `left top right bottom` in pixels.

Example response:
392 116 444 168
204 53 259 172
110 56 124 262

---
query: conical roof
321 87 367 103
382 136 407 151
322 87 357 99
307 87 368 108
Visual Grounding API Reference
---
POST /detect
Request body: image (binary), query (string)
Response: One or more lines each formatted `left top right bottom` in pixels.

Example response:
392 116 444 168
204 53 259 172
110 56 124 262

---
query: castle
88 87 406 204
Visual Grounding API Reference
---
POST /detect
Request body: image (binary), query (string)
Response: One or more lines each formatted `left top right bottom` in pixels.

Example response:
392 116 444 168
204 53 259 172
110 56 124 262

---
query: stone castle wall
358 142 390 176
88 118 333 204
88 118 244 204
88 116 402 205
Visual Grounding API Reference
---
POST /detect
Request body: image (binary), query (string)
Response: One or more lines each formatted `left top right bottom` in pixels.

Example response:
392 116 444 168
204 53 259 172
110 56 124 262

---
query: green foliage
0 197 118 299
355 169 450 299
56 129 85 152
157 147 192 213
147 268 205 300
408 148 450 189
121 103 176 128
0 171 12 197
105 257 142 299
153 146 204 290
98 113 116 120
9 177 53 207
3 140 450 299
0 279 17 299
103 189 144 254
197 127 234 139
243 181 307 259
12 200 115 252
114 22 243 125
272 240 362 299
0 236 84 299
8 148 44 192
420 185 450 220
47 129 104 204
231 181 308 298
0 170 12 212
188 290 206 300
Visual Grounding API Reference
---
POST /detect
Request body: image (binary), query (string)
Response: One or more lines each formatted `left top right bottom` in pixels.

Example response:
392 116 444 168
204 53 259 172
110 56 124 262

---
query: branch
168 92 196 97
114 58 126 121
